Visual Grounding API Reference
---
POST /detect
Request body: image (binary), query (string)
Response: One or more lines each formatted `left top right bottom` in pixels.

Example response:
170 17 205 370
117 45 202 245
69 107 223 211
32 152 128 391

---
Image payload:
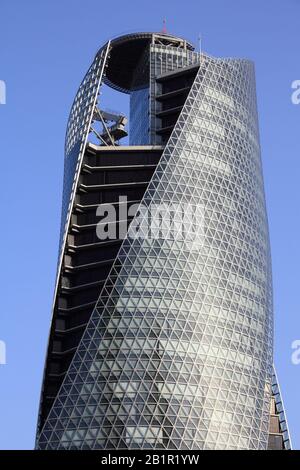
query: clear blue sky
0 0 299 450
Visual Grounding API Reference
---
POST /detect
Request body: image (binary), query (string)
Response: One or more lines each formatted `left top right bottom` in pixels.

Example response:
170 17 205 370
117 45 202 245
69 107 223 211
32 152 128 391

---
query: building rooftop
99 32 195 93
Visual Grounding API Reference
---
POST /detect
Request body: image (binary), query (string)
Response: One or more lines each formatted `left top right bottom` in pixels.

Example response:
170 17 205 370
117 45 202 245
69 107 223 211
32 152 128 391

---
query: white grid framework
271 368 292 449
36 42 111 437
37 54 275 450
59 42 110 252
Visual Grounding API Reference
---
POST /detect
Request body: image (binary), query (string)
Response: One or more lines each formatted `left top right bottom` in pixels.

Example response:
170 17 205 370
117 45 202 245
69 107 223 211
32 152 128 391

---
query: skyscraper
36 32 291 450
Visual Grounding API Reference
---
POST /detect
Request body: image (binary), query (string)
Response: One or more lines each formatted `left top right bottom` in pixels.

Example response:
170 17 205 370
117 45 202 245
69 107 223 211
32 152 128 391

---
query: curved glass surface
38 55 273 450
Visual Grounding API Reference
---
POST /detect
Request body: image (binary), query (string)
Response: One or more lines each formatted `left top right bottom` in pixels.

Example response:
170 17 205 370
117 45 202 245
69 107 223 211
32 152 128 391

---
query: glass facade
36 32 290 450
129 87 149 145
129 37 199 146
58 44 110 252
149 43 200 145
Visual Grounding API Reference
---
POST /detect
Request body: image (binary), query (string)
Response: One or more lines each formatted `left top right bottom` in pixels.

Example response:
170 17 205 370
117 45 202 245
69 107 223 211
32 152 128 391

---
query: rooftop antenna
162 18 167 34
198 33 203 63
